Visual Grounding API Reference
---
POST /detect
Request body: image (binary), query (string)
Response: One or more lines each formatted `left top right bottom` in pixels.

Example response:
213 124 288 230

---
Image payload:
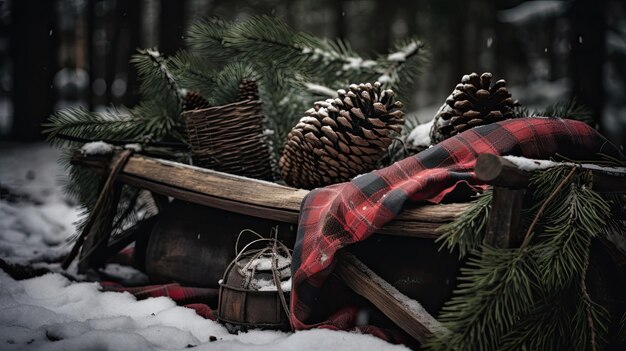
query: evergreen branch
51 133 187 149
521 166 577 248
497 284 608 351
427 246 538 351
131 49 181 113
534 172 612 289
580 251 598 351
513 99 593 125
224 15 319 70
436 190 493 258
169 51 220 99
211 61 258 106
186 17 238 61
223 15 382 86
375 38 427 102
129 100 184 141
111 186 141 234
258 66 312 160
619 312 626 344
44 107 149 146
542 99 594 125
431 164 616 350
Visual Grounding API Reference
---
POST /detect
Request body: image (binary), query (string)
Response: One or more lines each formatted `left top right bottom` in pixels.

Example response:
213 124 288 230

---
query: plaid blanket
290 117 624 333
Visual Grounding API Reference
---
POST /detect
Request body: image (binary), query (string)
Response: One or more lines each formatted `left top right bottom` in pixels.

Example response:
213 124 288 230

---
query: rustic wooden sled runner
69 150 626 344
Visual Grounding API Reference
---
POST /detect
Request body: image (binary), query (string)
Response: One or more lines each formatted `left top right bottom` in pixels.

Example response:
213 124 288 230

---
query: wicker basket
182 99 273 181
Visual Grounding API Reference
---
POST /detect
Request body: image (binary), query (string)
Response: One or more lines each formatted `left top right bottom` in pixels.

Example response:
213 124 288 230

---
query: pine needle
431 163 620 350
436 190 492 258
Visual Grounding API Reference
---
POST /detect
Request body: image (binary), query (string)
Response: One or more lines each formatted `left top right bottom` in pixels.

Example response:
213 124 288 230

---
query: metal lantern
217 231 292 331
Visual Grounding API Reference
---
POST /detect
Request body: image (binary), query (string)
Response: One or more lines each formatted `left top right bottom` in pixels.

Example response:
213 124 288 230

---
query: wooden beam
475 154 529 188
484 186 525 248
476 153 626 193
335 252 446 343
72 153 469 238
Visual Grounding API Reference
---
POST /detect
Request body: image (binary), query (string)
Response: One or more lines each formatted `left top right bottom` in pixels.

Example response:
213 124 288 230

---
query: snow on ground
0 143 80 266
0 143 409 351
0 270 407 351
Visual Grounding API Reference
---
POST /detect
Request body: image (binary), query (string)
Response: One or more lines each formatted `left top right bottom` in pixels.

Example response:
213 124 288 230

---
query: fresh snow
0 143 80 265
304 83 336 97
377 74 392 84
124 143 143 153
79 141 114 156
406 120 433 148
387 41 419 62
503 155 626 174
0 271 407 350
0 143 409 350
247 255 291 272
502 155 559 171
342 57 376 71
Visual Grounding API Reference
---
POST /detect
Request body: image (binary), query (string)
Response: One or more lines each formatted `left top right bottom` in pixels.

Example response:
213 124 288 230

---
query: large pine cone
182 91 210 111
430 72 518 144
279 82 404 189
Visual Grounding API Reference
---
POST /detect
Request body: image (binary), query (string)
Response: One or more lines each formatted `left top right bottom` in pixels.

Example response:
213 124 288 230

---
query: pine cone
182 91 210 111
279 82 404 189
430 72 518 144
237 79 259 101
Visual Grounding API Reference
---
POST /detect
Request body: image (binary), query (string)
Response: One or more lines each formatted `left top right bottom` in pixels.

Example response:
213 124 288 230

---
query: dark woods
1 0 624 146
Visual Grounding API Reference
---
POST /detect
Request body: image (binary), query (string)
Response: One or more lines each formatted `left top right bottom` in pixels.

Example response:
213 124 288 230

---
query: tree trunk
10 0 58 141
159 0 186 55
87 0 95 110
569 0 606 128
118 0 142 107
335 0 345 40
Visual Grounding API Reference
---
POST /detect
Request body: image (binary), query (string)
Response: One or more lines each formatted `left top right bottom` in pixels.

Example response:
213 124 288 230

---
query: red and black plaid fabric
290 117 624 332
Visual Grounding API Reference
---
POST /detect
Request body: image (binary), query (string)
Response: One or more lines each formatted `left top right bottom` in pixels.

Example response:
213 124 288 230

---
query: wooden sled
71 151 626 344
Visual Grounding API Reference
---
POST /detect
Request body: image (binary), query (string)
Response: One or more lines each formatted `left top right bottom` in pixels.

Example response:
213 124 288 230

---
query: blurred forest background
0 0 624 147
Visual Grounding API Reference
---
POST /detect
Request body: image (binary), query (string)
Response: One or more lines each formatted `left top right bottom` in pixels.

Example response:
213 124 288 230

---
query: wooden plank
476 153 626 193
484 186 525 248
72 152 470 237
377 220 442 238
112 172 301 223
76 153 309 212
475 154 529 188
335 252 446 343
394 202 469 223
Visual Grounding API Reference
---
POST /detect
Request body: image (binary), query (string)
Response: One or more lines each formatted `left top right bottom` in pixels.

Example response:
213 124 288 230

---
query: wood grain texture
72 152 470 237
484 186 525 248
335 252 446 343
475 153 626 193
475 153 529 188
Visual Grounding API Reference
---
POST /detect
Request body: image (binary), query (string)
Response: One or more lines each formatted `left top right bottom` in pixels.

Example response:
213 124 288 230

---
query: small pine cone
279 82 404 189
237 79 259 101
182 91 210 111
430 72 519 144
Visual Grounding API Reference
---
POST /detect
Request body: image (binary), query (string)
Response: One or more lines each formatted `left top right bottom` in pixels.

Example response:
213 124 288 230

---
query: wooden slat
475 154 529 188
484 186 525 248
72 152 469 237
394 202 469 223
122 154 309 211
335 252 446 343
476 153 626 193
113 171 301 223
